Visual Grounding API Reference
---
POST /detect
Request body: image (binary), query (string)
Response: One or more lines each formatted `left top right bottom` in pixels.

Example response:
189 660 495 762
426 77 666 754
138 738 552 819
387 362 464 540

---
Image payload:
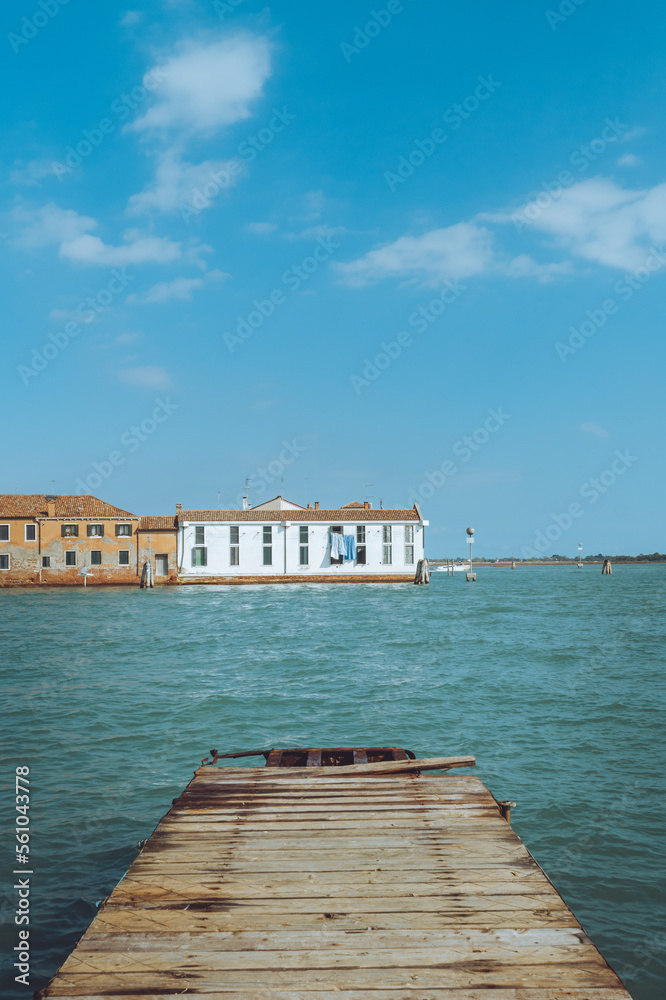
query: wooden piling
602 559 613 575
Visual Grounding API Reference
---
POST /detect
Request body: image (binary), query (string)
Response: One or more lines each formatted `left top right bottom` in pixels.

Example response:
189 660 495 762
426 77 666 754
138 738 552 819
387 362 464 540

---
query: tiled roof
139 515 178 530
177 507 420 523
0 495 136 518
341 501 365 508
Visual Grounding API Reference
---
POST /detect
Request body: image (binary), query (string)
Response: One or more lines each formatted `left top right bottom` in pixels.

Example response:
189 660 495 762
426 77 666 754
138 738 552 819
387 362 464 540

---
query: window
115 524 132 536
263 525 272 566
87 524 104 537
195 526 205 545
230 526 239 566
382 525 392 565
65 551 76 566
91 551 102 566
42 556 50 568
0 525 8 541
25 524 37 541
191 547 207 567
118 550 130 566
61 524 78 537
299 526 309 565
0 554 9 570
356 525 366 565
405 525 415 565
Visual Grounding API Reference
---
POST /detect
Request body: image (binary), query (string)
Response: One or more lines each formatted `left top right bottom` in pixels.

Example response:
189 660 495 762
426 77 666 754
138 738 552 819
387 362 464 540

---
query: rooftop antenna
379 497 383 509
364 483 373 499
217 490 221 510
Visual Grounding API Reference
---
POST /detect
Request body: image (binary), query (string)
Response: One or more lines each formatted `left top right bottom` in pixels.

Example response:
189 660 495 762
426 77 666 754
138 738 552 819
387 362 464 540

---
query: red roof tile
139 515 178 530
0 495 136 518
177 507 420 522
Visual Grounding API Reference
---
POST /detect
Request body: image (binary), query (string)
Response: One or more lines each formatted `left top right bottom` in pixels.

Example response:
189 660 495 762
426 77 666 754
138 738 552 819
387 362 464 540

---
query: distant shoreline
428 560 665 567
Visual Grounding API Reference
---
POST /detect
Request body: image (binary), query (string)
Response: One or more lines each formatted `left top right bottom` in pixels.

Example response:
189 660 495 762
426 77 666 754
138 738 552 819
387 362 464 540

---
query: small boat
435 561 469 573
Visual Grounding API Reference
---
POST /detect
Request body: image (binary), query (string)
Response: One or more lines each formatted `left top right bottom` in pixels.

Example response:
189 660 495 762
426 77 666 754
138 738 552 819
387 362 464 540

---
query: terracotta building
0 495 140 585
137 515 178 584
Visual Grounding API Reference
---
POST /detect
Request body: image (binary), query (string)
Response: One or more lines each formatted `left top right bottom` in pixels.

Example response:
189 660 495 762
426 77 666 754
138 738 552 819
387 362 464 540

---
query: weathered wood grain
37 769 632 1000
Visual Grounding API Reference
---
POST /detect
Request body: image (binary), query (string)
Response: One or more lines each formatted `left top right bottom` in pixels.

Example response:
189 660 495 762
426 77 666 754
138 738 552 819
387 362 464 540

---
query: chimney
314 501 319 510
363 501 370 510
307 503 311 509
46 501 55 517
242 495 249 510
175 503 182 512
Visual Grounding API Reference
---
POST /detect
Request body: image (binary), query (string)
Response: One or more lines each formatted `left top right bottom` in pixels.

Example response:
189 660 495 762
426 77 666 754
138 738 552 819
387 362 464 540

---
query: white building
176 497 428 582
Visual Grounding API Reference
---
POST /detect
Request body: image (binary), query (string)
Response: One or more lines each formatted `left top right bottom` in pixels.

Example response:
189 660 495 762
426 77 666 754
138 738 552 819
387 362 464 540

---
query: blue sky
2 0 665 557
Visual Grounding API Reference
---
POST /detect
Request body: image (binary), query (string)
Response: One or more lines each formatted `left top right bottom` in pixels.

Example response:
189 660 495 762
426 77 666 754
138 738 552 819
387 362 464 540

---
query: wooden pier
38 756 632 999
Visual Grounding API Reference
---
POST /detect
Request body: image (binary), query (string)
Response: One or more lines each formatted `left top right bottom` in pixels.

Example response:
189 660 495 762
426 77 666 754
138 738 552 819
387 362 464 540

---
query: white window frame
230 526 240 565
87 523 104 537
263 526 273 566
0 524 9 542
404 524 415 564
382 525 393 565
65 550 77 566
41 556 50 568
299 525 309 566
90 550 102 566
25 523 37 542
195 525 205 545
0 553 10 570
118 550 130 566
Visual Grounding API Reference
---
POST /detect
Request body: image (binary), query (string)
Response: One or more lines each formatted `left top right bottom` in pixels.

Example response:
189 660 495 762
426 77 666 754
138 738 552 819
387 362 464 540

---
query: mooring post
602 558 612 575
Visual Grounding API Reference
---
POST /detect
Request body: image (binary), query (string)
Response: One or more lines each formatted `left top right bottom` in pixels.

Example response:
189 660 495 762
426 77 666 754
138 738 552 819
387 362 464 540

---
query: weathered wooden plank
75 926 591 951
195 756 475 778
38 993 632 1000
37 962 622 993
59 944 611 974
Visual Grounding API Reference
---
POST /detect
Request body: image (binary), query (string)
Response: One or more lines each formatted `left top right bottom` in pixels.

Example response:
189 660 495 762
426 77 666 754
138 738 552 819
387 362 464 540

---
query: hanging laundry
330 531 345 560
344 534 357 560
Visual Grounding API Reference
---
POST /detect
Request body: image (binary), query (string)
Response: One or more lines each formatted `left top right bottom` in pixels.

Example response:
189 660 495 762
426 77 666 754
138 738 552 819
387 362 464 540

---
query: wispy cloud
60 232 183 267
127 268 228 303
580 422 610 438
127 149 243 215
119 365 173 389
12 203 96 248
247 221 277 234
617 153 642 167
9 159 55 187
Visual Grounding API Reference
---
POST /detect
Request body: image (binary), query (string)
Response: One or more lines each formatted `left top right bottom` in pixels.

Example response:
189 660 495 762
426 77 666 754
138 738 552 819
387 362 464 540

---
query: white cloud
617 153 642 167
127 35 272 135
120 10 142 25
9 159 55 186
247 221 277 234
580 422 610 439
127 268 228 304
503 178 666 269
119 365 173 389
60 232 183 266
338 222 495 287
12 203 97 248
127 148 243 215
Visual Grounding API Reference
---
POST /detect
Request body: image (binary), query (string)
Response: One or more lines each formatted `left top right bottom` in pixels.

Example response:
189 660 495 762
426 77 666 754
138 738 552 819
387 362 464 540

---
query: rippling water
1 566 665 998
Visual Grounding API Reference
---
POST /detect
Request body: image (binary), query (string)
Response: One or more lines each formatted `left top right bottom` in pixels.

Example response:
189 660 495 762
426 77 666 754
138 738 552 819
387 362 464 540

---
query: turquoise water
1 567 665 998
